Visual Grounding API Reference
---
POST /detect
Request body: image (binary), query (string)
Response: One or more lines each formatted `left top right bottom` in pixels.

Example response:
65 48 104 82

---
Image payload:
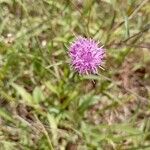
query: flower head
69 36 105 74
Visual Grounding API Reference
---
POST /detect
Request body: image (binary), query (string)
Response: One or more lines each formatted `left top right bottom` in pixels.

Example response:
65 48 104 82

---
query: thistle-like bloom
69 36 105 74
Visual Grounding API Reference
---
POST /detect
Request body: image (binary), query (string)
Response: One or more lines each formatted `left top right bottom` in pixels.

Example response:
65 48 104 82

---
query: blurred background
0 0 150 149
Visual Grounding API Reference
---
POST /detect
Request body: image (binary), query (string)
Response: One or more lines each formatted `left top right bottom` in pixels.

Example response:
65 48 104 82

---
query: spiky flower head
69 36 105 74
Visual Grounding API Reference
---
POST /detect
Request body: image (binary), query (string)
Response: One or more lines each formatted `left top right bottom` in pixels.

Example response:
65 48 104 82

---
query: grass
0 0 150 149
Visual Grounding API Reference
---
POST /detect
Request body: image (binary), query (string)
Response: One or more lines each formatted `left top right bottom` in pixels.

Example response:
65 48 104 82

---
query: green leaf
83 0 93 12
78 94 98 114
32 86 44 104
0 108 13 122
45 81 59 96
47 114 58 146
124 15 130 38
11 83 33 104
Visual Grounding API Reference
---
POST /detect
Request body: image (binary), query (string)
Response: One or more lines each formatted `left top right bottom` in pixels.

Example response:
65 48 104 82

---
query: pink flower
69 37 105 74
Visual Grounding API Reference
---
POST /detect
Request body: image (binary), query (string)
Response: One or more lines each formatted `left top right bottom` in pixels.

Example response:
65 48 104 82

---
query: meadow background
0 0 150 149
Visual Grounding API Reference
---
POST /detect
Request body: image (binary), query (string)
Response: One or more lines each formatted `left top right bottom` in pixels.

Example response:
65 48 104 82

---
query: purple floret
69 36 105 74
